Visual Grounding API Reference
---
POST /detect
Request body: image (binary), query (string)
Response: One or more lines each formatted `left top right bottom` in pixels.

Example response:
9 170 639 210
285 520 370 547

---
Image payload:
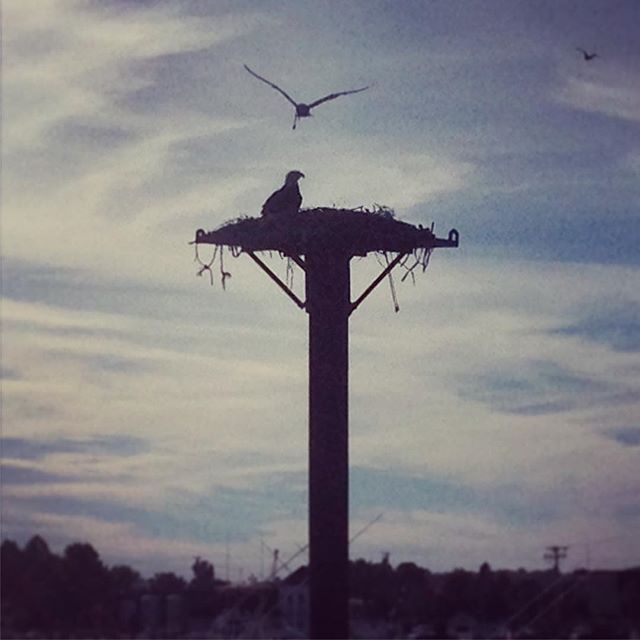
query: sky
1 0 639 581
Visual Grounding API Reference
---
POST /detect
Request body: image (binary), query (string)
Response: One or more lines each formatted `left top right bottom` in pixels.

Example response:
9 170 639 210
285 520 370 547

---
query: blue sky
2 0 639 579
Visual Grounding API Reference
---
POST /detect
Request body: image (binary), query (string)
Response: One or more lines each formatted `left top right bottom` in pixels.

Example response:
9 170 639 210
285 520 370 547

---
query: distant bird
576 47 598 61
261 171 305 218
244 64 370 130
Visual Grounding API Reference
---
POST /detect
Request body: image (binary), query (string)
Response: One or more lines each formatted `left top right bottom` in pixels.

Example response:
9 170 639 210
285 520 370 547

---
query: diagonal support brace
349 252 408 315
246 251 306 310
287 254 306 272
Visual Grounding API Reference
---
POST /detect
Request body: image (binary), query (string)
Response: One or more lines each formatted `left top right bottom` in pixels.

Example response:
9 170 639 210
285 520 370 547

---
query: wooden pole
306 249 350 639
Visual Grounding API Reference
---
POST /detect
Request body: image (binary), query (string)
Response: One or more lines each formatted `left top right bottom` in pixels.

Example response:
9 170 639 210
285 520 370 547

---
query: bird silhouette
576 47 598 61
261 171 305 218
244 64 370 130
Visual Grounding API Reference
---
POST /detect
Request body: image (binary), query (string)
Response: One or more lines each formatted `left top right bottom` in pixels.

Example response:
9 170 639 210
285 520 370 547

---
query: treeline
1 535 221 637
2 535 640 638
349 557 640 637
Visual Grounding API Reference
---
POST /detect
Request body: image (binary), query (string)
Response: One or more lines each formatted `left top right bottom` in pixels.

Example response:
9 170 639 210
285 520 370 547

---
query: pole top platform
194 207 458 257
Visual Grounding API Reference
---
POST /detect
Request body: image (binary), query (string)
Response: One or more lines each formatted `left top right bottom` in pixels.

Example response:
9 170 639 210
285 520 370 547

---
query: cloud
626 148 640 175
604 427 640 447
350 467 561 530
253 507 630 573
1 435 149 461
3 0 266 150
0 505 233 578
550 301 640 352
457 359 625 416
1 463 79 486
556 69 640 123
3 252 638 576
305 150 474 211
3 0 639 578
1 460 309 577
0 367 21 381
2 0 263 286
3 0 481 293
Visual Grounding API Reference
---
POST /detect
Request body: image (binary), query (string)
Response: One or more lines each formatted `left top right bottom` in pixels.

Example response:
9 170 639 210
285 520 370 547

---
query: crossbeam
349 252 408 315
287 254 306 271
245 251 306 310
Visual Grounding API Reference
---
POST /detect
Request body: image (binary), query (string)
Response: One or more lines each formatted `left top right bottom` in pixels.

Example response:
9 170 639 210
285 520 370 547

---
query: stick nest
194 206 440 256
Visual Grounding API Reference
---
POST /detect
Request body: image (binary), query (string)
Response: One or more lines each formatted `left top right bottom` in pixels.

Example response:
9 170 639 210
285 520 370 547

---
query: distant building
278 566 309 637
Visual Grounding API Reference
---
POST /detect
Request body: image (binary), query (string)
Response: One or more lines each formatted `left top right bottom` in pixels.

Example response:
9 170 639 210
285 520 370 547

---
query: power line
505 571 571 627
513 572 588 637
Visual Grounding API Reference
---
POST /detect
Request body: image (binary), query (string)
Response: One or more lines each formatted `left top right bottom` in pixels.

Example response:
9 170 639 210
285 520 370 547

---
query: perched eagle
244 64 370 130
261 171 305 218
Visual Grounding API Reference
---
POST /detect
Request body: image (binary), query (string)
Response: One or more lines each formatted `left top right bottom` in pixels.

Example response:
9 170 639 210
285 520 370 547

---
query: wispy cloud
1 435 149 461
557 67 640 123
3 0 266 150
605 427 640 447
457 359 629 416
2 0 263 284
550 301 640 352
3 0 639 577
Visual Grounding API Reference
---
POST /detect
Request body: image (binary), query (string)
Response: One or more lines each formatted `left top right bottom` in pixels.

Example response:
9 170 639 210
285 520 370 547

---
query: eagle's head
285 170 305 184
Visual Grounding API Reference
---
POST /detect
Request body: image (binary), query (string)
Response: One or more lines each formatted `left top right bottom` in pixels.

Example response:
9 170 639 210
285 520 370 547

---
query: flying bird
261 171 305 218
244 64 370 130
576 47 598 61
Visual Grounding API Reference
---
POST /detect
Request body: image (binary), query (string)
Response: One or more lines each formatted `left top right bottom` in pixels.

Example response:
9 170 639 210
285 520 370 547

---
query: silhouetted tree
1 536 149 636
1 539 26 634
349 557 395 619
4 534 637 638
188 556 219 617
109 564 141 594
1 539 24 597
438 568 475 619
149 571 186 594
60 542 110 632
396 562 431 625
620 568 640 628
486 570 511 621
19 535 65 632
474 563 511 622
191 556 215 585
105 563 143 636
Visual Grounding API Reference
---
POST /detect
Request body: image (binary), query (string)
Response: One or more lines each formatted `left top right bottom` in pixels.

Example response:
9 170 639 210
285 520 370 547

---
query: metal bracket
246 251 306 310
349 252 408 315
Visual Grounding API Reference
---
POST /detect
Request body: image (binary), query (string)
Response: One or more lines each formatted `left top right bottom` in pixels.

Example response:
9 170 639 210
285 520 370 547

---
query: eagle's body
244 64 370 130
261 171 305 218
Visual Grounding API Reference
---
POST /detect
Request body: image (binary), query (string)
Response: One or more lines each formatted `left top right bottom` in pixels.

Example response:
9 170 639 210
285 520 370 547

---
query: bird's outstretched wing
244 65 298 107
576 47 597 59
307 85 370 109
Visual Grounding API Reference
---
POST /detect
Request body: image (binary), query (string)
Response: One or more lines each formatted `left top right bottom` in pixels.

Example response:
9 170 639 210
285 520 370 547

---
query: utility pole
194 207 458 638
306 247 350 636
544 545 569 573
